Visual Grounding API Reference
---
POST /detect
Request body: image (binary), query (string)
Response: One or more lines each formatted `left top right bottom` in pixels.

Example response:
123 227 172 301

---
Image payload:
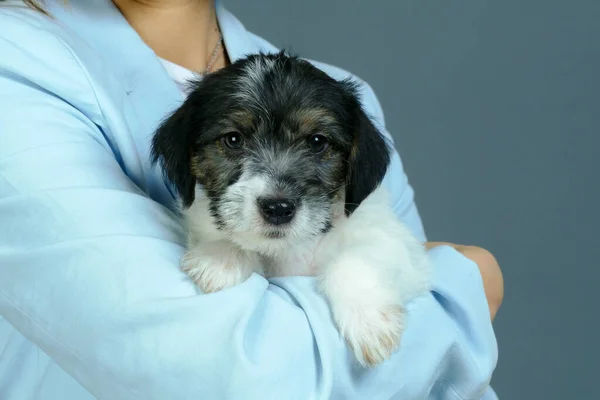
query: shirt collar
47 0 261 93
216 0 259 63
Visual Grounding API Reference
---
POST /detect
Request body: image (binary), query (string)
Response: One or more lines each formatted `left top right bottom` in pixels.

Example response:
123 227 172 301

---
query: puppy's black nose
258 198 296 225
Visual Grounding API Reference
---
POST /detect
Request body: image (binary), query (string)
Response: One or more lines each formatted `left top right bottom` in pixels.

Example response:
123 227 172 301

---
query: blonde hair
0 0 51 15
27 0 51 13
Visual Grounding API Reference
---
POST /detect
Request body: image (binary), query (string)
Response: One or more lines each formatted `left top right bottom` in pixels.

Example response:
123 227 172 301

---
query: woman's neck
112 0 227 72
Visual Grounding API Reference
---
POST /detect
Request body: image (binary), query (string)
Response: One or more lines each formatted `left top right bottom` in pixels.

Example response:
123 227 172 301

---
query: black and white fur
151 52 431 367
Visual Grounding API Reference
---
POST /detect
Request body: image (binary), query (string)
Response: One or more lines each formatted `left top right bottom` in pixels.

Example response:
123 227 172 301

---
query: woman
0 0 503 399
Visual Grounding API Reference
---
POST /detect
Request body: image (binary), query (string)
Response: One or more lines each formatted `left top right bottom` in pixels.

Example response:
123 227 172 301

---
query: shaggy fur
151 52 431 367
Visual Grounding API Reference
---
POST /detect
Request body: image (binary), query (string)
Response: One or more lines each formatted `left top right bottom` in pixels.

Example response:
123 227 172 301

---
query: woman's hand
425 242 504 321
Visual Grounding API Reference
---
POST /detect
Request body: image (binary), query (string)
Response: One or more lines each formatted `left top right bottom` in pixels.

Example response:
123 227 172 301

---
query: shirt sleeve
352 80 499 398
0 14 497 400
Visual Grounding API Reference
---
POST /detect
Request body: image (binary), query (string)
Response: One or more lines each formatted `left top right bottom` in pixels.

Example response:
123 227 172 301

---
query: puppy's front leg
316 189 431 367
181 240 263 293
318 250 408 367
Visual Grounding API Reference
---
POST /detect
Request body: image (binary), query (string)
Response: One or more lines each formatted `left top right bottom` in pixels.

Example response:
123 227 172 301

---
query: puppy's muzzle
257 198 297 226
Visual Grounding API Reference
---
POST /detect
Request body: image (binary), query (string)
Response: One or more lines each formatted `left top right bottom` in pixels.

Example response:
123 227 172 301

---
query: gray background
224 0 600 398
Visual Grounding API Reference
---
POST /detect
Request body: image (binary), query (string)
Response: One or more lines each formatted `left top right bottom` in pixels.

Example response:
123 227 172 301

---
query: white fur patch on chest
263 239 321 278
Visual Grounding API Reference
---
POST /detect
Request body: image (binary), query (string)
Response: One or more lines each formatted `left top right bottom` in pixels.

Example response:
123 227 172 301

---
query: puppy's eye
308 134 328 154
221 132 244 150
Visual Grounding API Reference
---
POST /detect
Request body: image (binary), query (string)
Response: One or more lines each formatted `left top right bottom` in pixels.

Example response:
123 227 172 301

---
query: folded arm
0 17 497 400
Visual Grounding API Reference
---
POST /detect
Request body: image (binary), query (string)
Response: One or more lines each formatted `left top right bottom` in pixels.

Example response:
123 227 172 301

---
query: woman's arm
426 242 504 320
357 80 500 396
358 78 504 322
0 14 497 400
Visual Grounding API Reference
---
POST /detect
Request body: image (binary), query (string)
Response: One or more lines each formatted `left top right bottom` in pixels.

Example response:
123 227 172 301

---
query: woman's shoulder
1 5 87 70
0 6 103 121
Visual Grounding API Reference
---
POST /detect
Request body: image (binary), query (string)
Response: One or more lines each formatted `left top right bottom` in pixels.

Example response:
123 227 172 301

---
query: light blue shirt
0 1 498 399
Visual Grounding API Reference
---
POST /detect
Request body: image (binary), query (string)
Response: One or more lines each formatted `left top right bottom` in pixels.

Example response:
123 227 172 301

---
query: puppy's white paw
334 303 406 367
181 241 260 293
317 252 409 367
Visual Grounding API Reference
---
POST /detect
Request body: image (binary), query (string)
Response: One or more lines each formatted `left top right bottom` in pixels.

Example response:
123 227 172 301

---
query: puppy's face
191 104 347 242
152 53 390 249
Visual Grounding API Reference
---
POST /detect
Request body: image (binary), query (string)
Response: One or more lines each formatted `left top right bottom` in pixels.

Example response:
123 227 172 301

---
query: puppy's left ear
150 106 197 207
344 104 392 216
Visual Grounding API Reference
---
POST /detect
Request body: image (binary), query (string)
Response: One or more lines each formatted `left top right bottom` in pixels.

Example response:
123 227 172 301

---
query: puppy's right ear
150 107 197 207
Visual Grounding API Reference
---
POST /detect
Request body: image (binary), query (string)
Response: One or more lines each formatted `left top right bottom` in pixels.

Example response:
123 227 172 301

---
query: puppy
151 52 431 367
